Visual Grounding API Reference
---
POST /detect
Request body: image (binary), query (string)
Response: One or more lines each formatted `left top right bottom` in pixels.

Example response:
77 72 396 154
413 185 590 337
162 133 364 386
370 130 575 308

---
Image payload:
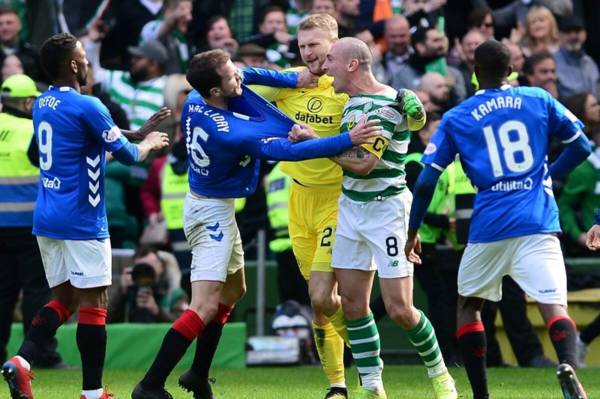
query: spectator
311 0 336 16
524 50 558 98
391 26 466 102
0 6 42 82
415 89 435 113
479 0 571 39
564 93 600 136
140 73 192 294
241 6 294 68
105 157 139 249
140 0 194 74
286 0 311 35
402 0 446 29
558 125 600 257
84 34 169 130
419 72 453 113
381 15 412 80
202 15 239 55
467 7 495 40
100 0 163 70
554 15 599 99
334 0 360 37
108 246 181 323
0 74 63 369
355 29 388 83
519 5 559 57
1 53 23 82
505 41 524 73
455 29 485 96
237 43 269 68
81 65 130 130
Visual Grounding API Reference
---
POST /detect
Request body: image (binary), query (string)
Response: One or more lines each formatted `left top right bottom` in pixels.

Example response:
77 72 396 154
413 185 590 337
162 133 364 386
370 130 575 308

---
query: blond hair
522 6 559 53
298 13 338 38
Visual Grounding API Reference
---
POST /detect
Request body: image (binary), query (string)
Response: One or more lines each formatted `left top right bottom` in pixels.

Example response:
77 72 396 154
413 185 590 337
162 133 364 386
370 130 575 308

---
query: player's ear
70 59 78 75
209 87 221 97
24 97 35 113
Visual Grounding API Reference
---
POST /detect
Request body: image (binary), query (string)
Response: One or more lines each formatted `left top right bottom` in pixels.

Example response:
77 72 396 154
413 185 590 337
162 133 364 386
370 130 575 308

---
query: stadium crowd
0 0 599 398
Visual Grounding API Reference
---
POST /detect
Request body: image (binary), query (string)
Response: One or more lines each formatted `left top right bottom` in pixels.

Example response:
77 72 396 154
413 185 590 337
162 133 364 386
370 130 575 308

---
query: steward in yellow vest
0 74 64 366
0 75 40 227
265 162 292 253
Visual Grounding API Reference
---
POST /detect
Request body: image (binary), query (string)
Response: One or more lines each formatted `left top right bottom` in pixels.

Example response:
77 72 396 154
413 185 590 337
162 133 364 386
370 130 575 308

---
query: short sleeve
361 136 389 159
547 94 584 143
421 116 456 171
81 97 128 153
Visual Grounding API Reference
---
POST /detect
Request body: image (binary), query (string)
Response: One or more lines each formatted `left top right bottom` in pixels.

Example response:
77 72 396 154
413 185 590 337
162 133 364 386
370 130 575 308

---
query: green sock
406 310 446 377
347 313 383 391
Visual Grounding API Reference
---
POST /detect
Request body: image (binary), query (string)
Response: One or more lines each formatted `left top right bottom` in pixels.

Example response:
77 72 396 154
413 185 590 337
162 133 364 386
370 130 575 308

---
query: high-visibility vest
266 163 292 253
405 152 448 244
160 163 188 230
445 159 476 248
0 112 38 227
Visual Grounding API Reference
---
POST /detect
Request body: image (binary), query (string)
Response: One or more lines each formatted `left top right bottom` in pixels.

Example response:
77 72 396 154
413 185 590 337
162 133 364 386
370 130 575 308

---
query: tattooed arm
331 146 379 176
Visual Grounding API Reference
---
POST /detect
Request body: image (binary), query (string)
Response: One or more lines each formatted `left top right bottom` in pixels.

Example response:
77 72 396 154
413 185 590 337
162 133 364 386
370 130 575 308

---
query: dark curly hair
39 33 78 80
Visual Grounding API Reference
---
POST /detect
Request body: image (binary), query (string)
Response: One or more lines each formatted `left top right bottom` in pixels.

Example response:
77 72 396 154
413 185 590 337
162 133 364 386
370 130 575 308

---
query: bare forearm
331 146 375 175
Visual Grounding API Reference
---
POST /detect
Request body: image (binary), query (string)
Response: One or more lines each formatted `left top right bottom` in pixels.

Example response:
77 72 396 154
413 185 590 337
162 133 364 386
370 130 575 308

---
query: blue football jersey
422 85 584 243
32 86 130 240
182 86 295 198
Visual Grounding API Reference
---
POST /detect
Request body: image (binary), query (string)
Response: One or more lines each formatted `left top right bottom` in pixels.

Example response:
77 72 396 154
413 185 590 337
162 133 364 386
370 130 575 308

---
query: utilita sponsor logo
490 177 533 192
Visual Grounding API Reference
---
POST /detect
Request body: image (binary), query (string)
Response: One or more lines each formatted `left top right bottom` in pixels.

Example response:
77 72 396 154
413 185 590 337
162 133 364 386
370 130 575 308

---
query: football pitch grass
18 365 600 398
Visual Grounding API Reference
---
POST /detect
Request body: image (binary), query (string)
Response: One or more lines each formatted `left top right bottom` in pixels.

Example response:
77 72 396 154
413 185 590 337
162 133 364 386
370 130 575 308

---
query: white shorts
458 234 567 305
36 236 112 289
332 192 413 279
183 193 244 282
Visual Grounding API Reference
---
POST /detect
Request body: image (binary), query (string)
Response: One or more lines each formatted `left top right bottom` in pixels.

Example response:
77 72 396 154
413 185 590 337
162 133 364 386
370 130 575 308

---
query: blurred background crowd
0 0 599 370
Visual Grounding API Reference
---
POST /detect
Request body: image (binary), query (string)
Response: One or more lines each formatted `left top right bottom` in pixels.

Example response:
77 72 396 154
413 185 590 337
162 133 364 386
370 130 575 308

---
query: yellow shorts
288 180 341 280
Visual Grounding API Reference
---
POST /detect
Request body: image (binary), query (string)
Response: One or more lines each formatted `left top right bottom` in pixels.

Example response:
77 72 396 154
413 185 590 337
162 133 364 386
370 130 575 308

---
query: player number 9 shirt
32 86 129 240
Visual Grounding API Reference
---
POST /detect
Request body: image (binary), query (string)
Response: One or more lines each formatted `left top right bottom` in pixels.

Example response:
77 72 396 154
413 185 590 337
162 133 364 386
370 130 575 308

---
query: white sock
361 371 384 392
15 356 30 371
330 383 347 389
81 388 103 399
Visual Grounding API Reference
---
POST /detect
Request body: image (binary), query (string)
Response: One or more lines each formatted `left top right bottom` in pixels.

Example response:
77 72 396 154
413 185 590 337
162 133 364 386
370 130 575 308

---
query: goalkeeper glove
396 89 425 120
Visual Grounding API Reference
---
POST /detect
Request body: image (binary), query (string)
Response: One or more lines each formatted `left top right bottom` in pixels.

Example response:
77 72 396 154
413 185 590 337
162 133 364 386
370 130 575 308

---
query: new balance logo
87 155 101 207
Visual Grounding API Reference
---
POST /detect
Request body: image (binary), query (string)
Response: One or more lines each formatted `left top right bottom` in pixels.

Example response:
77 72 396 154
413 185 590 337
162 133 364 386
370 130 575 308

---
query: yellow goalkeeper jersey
251 67 349 188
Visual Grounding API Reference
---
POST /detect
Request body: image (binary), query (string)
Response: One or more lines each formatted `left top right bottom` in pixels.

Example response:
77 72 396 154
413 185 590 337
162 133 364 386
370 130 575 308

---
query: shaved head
335 37 372 70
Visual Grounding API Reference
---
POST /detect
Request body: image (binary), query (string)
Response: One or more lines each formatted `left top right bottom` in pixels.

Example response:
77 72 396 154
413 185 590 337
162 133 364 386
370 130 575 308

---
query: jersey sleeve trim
430 163 445 172
562 130 582 144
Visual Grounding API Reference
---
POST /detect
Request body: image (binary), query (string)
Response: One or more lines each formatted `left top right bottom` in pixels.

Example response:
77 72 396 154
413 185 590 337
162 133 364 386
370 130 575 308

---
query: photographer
108 246 182 323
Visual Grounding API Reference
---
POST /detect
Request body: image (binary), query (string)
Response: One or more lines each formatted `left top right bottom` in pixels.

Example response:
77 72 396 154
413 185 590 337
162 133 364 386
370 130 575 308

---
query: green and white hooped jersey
340 87 410 202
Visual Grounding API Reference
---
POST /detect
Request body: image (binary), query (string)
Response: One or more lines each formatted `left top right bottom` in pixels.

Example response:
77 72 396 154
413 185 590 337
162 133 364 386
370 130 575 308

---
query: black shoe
178 369 215 399
324 386 348 399
131 382 173 399
557 363 587 399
